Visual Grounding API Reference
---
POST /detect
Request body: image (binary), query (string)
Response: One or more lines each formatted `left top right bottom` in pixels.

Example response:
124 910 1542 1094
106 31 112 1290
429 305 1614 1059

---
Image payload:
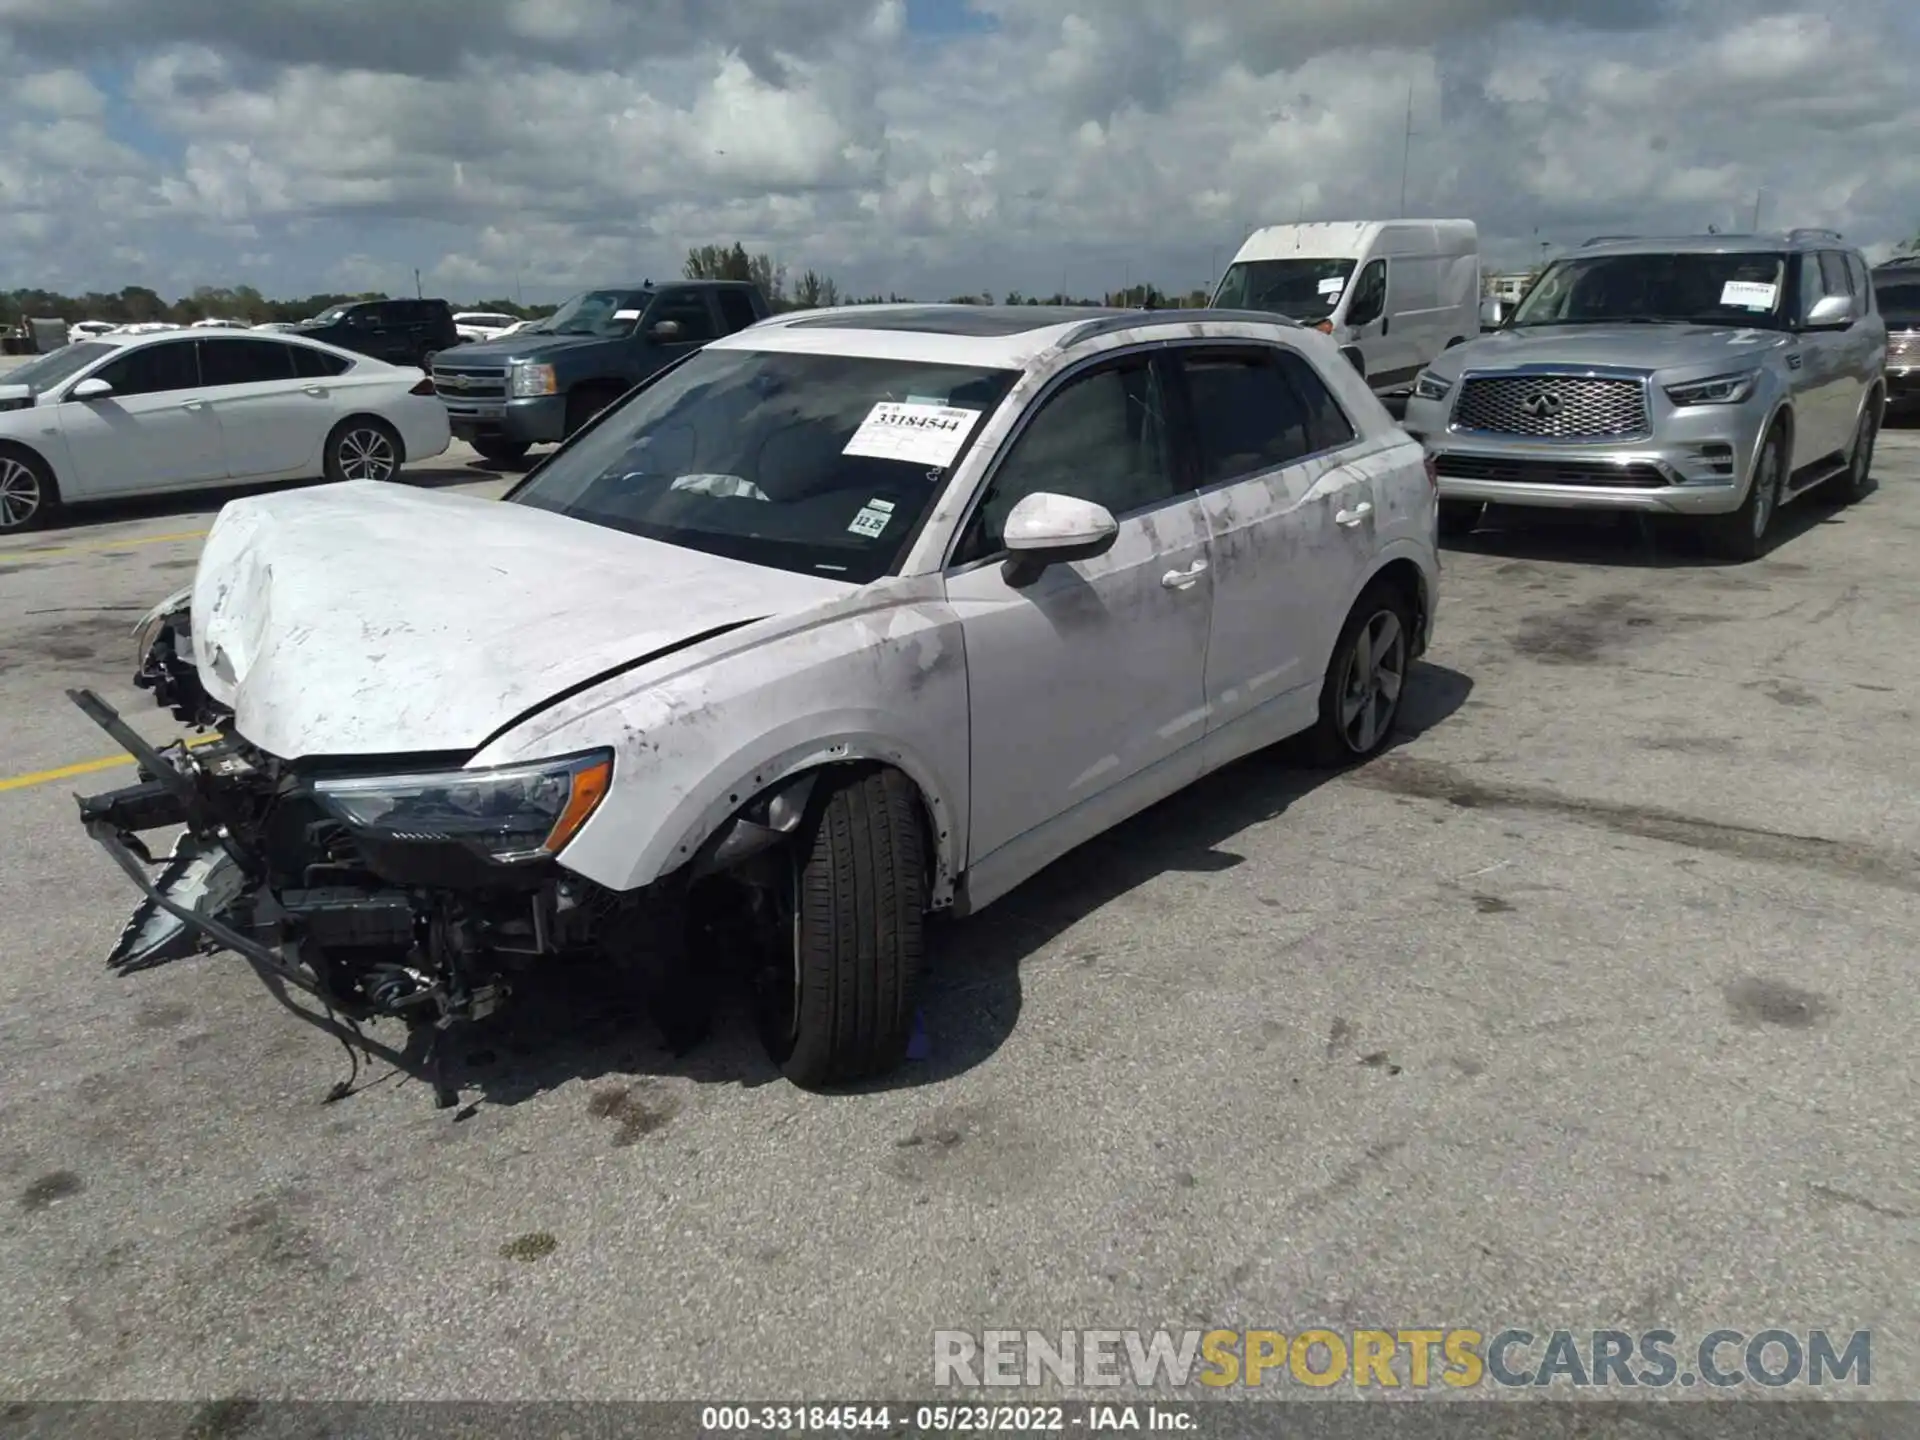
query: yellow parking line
0 734 220 794
0 529 210 562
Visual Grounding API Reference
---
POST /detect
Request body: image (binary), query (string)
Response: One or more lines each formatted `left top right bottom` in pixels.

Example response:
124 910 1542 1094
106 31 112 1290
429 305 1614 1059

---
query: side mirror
999 492 1118 588
649 320 684 341
1479 297 1508 331
70 377 114 401
1804 294 1857 329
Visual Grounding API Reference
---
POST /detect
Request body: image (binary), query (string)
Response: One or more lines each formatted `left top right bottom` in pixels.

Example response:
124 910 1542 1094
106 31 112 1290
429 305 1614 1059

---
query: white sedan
74 304 1437 1104
0 328 452 530
452 311 519 343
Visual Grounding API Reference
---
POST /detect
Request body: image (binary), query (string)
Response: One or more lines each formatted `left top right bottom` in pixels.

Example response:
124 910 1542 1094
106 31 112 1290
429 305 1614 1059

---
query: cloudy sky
2 0 1917 305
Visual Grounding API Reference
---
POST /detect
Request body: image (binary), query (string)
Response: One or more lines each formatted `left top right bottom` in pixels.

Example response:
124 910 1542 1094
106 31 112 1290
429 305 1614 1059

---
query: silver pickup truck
1403 230 1888 561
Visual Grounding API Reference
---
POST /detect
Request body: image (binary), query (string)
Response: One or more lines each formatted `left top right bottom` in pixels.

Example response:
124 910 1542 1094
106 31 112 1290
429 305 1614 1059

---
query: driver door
943 351 1213 901
637 290 717 381
55 338 227 498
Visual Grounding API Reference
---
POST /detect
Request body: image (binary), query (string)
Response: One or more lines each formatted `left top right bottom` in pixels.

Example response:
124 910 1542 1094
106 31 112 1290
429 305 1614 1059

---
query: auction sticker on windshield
844 402 983 468
1318 276 1346 296
1720 281 1778 310
848 498 896 538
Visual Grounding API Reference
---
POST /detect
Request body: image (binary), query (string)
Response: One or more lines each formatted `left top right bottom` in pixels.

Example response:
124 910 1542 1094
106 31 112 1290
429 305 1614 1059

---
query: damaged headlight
312 749 613 864
132 585 193 667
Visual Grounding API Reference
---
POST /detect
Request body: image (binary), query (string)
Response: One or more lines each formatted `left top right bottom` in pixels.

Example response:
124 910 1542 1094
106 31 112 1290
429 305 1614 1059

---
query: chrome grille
1888 331 1920 360
1450 374 1650 440
431 366 507 400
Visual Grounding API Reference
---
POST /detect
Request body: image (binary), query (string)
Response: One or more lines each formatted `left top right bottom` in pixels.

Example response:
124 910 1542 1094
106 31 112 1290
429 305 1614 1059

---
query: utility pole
414 268 423 299
1398 79 1415 217
1751 189 1766 231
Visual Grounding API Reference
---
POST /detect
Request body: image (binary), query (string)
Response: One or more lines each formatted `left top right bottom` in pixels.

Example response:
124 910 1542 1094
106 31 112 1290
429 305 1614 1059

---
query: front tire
470 435 531 465
1304 578 1415 767
1700 424 1785 562
0 446 58 532
324 417 403 484
757 768 927 1088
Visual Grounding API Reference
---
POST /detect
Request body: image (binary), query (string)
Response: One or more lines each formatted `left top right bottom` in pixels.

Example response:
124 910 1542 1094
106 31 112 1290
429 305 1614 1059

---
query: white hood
190 481 852 759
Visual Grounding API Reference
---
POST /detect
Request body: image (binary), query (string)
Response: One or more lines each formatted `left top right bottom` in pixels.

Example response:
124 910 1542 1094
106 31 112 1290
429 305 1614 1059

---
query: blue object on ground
906 1009 931 1061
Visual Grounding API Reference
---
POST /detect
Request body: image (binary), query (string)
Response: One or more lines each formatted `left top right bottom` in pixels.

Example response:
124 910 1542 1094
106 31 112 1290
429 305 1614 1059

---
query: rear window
509 346 1020 583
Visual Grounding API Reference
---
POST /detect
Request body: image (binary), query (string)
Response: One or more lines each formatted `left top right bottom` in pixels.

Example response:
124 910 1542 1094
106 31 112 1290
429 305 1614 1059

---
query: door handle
1161 559 1209 590
1381 316 1390 335
179 399 208 412
302 385 328 397
1335 501 1374 527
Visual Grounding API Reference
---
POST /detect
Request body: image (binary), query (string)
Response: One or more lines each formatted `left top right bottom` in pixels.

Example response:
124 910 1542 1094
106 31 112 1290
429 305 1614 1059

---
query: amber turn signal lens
543 756 613 854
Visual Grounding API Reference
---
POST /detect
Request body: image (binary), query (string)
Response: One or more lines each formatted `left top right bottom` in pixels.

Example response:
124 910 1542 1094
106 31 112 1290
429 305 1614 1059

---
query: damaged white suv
73 304 1439 1105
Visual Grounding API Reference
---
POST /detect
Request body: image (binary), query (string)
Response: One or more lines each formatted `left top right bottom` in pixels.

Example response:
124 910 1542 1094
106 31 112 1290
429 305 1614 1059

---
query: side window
1345 260 1387 326
1273 350 1357 452
291 344 352 378
1819 251 1854 298
1847 254 1873 311
715 288 759 334
647 290 718 343
1180 348 1316 484
200 338 298 386
346 307 382 330
954 357 1176 566
91 340 200 398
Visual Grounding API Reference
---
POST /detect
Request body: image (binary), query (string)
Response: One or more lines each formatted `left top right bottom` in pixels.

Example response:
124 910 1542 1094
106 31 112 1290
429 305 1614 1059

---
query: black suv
293 298 459 369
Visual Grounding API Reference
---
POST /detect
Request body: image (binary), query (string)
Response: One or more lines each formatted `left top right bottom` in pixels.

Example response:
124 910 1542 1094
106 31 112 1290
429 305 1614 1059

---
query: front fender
469 587 970 898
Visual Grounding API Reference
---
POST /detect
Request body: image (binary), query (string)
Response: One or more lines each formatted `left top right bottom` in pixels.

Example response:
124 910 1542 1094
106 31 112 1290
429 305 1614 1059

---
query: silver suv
1403 230 1888 560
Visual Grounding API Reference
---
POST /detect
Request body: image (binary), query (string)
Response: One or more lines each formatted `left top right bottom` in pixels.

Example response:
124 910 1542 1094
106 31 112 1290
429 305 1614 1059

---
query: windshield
1874 277 1920 329
1510 251 1789 328
509 347 1020 583
6 342 114 393
307 307 348 326
1212 258 1357 320
523 289 653 338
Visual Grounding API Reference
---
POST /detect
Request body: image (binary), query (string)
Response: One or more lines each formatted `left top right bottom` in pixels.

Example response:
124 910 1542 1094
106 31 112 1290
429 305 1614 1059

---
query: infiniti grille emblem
1522 390 1563 418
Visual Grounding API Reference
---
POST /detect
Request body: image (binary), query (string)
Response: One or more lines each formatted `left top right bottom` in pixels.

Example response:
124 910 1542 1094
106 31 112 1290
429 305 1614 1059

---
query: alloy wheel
0 456 42 529
1337 608 1407 754
1851 407 1878 491
337 427 397 482
1750 442 1780 541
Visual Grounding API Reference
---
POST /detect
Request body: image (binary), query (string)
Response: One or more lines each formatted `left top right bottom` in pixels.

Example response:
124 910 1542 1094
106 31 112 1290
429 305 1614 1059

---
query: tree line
684 241 1209 310
1 243 1216 330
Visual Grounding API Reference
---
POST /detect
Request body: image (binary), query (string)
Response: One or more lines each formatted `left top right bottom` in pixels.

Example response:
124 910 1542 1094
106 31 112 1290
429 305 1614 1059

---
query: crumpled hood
190 481 852 760
1437 323 1791 379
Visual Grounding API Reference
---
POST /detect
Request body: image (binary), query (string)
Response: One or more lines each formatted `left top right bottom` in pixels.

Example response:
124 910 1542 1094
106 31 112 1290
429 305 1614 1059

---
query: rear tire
323 417 403 484
1437 498 1482 540
1829 396 1881 506
0 445 58 532
1303 578 1415 768
757 768 927 1088
1699 424 1785 562
470 436 531 465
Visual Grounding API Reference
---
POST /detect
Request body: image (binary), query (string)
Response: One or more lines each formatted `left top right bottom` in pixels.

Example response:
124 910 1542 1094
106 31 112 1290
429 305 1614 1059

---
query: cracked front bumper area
68 688 622 1106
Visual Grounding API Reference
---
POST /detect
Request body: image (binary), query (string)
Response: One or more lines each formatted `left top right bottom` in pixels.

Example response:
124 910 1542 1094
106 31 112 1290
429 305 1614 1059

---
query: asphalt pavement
1 396 1918 1404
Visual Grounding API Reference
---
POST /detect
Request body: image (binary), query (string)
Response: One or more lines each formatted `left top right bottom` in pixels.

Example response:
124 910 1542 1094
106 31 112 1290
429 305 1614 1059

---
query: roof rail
1788 227 1844 243
1060 307 1300 349
1581 235 1638 246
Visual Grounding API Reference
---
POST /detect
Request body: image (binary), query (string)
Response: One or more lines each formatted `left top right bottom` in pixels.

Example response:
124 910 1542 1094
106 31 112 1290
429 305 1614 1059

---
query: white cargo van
1211 220 1480 394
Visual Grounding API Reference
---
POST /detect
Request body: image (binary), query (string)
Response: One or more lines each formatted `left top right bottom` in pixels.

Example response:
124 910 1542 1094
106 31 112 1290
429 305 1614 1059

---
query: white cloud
0 0 1914 301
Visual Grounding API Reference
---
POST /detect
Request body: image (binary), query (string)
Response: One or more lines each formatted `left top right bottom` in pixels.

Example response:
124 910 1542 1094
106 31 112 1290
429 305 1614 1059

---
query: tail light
409 376 436 396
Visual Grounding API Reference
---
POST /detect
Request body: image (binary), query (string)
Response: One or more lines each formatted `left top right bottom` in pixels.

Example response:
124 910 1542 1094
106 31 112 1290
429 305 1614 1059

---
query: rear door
55 339 227 498
1170 342 1375 758
197 337 338 478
